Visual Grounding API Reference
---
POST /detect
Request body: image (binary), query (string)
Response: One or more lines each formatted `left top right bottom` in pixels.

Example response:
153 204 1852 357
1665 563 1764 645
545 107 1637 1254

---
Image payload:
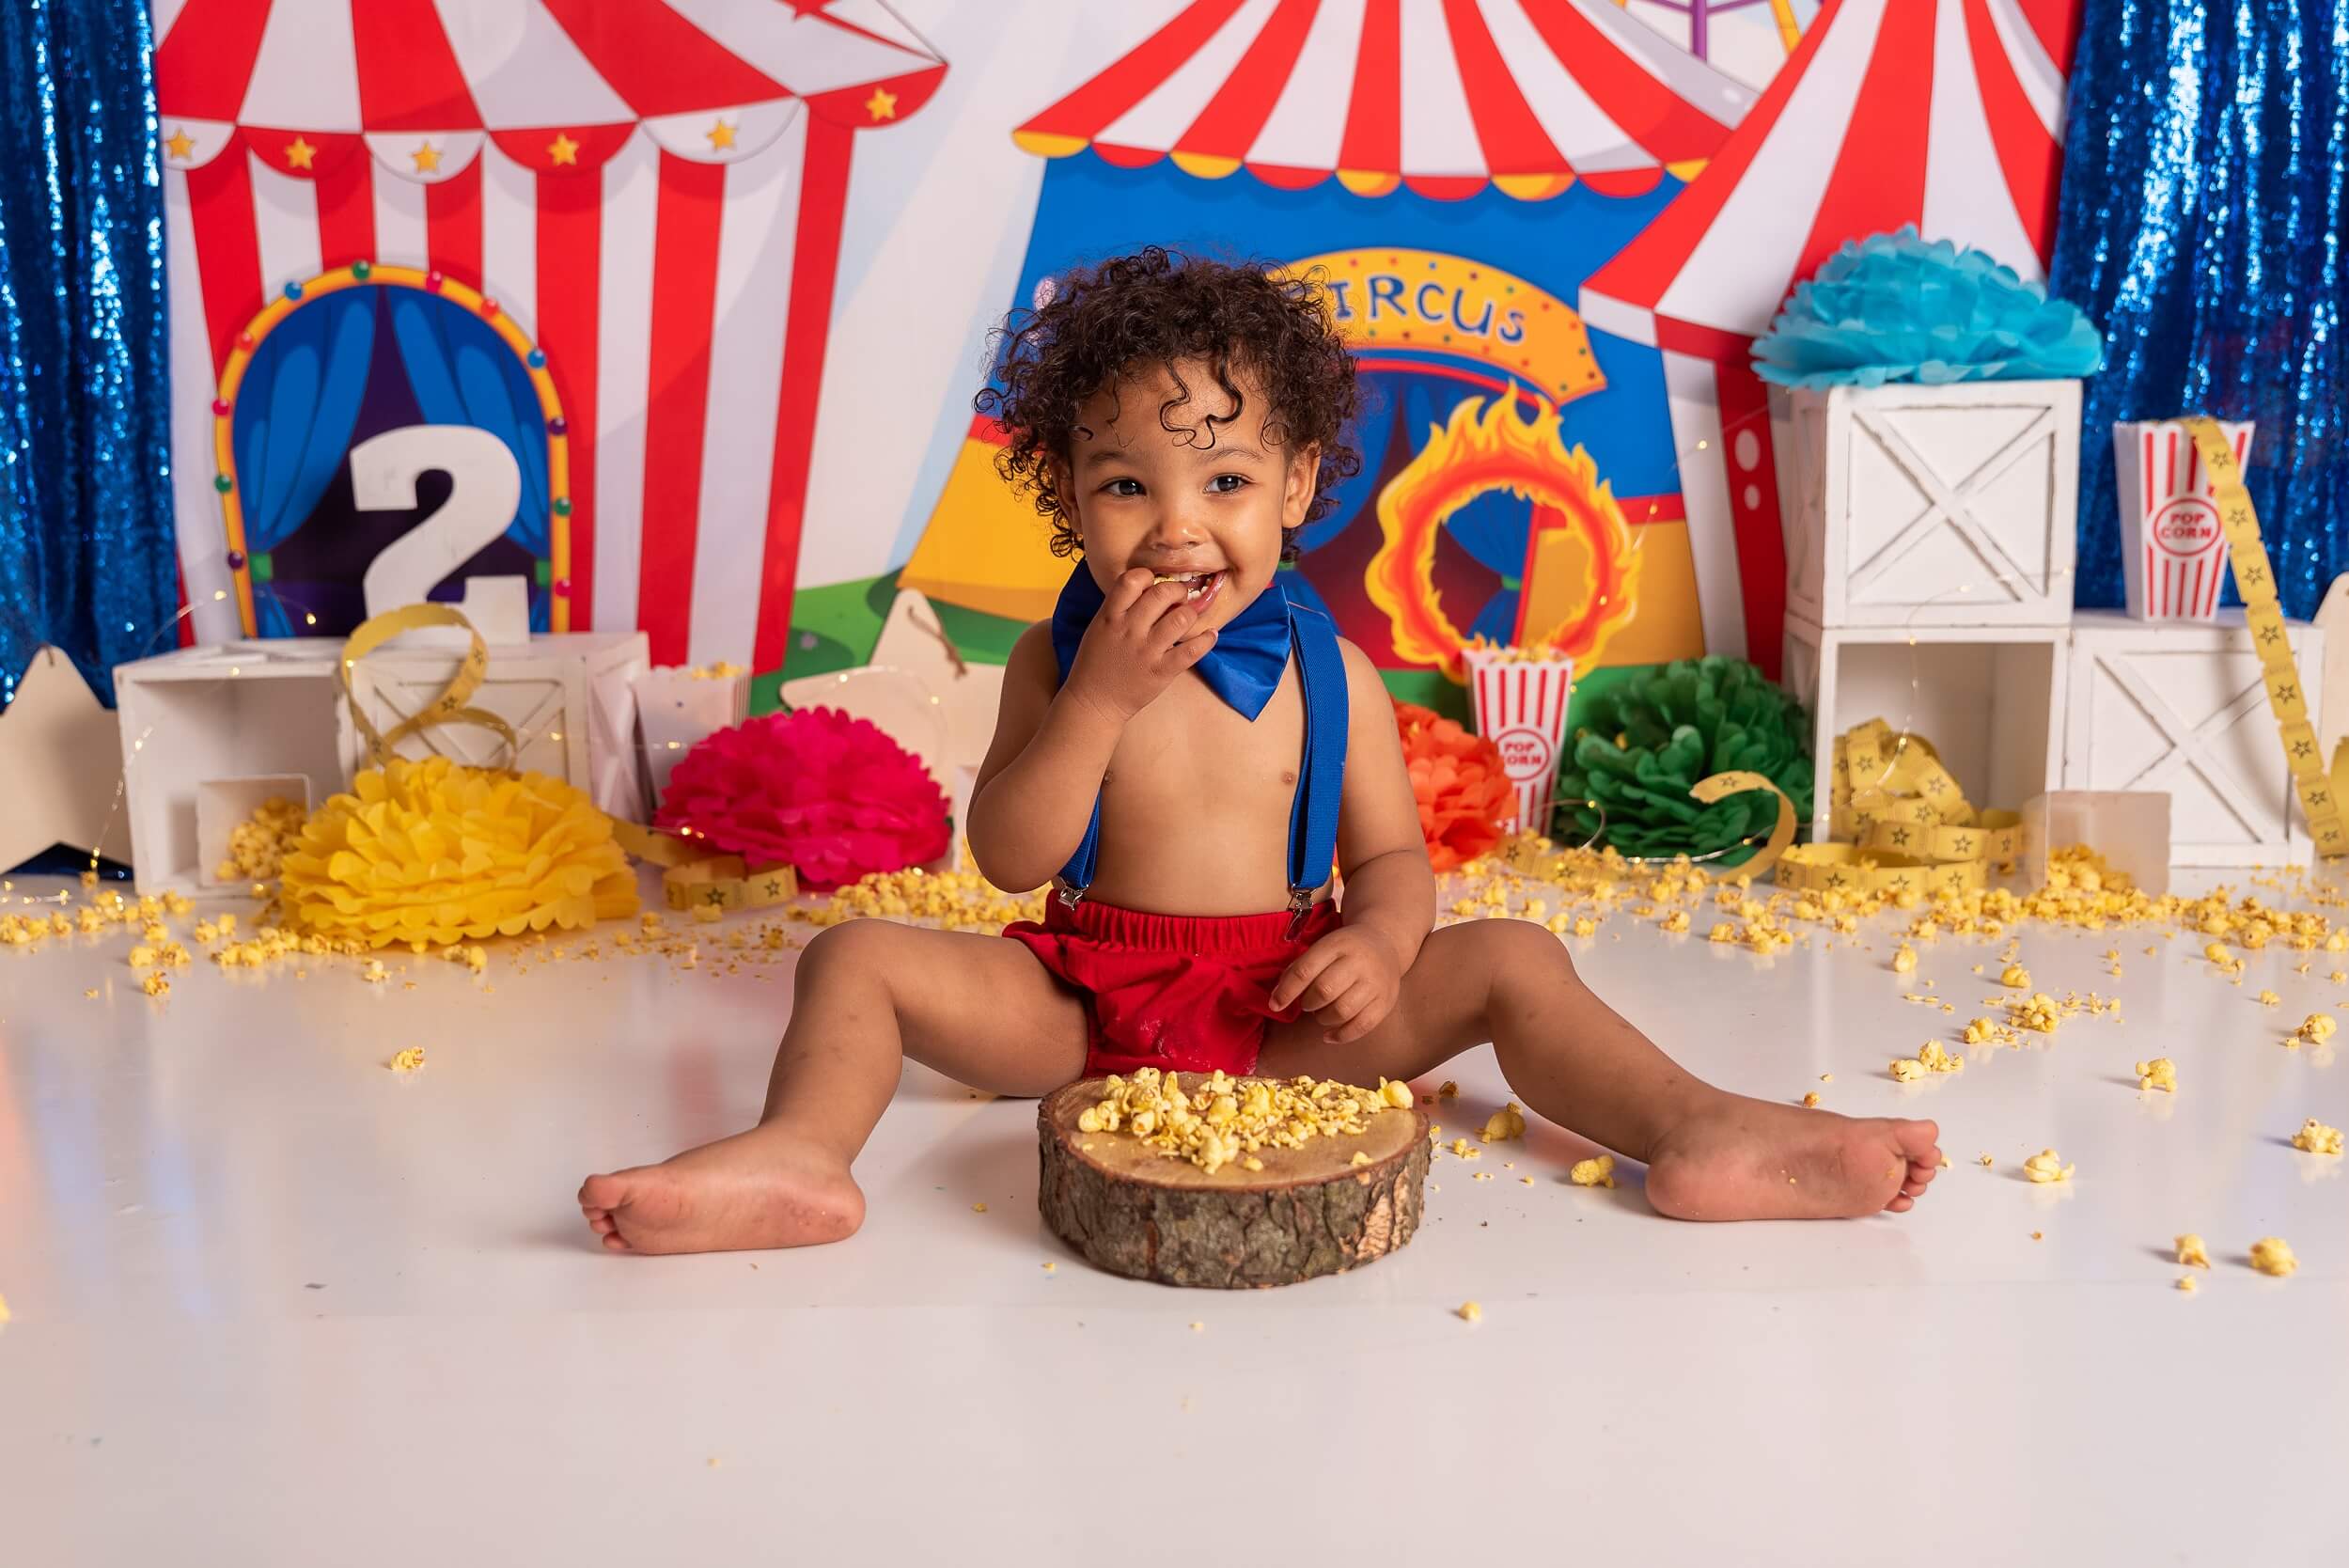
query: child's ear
1283 441 1321 527
1047 456 1079 527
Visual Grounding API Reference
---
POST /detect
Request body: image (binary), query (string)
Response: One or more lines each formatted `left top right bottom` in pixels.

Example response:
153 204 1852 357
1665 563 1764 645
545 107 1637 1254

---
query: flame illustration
1365 395 1640 681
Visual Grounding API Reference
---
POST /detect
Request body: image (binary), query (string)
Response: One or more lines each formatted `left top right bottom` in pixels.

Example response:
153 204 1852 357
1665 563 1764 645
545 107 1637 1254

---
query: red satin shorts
1003 895 1342 1078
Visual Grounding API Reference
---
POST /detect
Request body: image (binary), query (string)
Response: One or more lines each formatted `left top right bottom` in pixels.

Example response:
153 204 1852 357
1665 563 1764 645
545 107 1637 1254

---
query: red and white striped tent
1579 0 2079 672
153 0 944 669
1010 0 1757 201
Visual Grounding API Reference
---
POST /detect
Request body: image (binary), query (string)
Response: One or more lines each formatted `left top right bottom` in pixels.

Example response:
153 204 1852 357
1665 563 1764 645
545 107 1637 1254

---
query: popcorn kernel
2022 1149 2074 1184
1480 1102 1527 1142
2248 1237 2297 1278
1568 1154 1616 1188
2290 1118 2343 1155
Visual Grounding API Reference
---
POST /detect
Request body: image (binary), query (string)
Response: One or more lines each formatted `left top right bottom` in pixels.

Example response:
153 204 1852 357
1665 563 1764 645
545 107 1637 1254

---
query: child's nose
1143 505 1208 548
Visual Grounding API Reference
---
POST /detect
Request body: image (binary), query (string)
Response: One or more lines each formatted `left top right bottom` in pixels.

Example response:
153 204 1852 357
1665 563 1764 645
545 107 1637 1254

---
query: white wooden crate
1783 616 2068 842
344 631 650 822
1777 379 2080 628
112 632 652 895
112 646 355 897
2063 610 2323 866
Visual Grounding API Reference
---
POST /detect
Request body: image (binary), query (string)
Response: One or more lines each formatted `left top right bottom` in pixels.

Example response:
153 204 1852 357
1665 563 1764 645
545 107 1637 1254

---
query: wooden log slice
1038 1077 1433 1289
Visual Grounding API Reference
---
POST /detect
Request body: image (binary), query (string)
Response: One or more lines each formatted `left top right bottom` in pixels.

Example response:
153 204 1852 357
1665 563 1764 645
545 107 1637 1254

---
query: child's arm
965 571 1214 892
1268 640 1437 1043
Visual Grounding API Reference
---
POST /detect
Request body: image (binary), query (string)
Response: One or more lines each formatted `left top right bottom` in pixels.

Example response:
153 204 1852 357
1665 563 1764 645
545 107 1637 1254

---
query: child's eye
1208 474 1249 494
1102 478 1145 497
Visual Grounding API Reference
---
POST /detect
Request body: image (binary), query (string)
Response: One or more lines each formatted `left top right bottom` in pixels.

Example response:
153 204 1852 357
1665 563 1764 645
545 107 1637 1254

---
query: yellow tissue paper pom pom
278 757 638 950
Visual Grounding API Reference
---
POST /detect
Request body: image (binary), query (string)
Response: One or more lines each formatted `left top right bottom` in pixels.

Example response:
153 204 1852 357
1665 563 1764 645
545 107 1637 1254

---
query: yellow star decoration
547 132 580 166
706 118 737 151
284 134 318 170
163 127 195 162
411 141 441 174
865 86 898 121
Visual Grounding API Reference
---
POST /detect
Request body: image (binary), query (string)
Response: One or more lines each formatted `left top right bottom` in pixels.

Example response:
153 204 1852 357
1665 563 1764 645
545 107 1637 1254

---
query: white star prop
861 588 1005 778
0 647 133 871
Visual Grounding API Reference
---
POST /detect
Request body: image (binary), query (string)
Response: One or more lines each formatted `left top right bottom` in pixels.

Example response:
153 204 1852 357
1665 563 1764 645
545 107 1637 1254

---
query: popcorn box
1777 379 2080 627
2063 609 2321 866
634 664 751 810
2112 419 2253 620
2019 792 2171 898
1463 649 1574 834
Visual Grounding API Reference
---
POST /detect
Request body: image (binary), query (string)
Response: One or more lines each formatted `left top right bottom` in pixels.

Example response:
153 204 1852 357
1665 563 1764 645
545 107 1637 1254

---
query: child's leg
1259 919 1942 1220
580 920 1089 1255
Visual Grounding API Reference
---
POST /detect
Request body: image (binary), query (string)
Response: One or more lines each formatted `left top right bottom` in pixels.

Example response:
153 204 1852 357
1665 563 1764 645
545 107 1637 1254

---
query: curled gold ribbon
1687 769 1796 880
339 604 519 770
2183 417 2349 857
1777 718 2019 897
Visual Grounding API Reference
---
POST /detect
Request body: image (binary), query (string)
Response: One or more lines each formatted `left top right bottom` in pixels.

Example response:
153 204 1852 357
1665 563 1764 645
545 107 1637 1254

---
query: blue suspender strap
1284 601 1348 935
1051 635 1106 902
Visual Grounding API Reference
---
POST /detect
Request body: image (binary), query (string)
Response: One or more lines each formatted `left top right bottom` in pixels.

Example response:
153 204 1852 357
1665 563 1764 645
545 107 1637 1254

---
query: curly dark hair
974 247 1362 562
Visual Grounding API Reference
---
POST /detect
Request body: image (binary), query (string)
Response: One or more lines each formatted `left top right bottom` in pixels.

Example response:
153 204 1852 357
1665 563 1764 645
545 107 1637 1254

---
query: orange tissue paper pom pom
1393 699 1512 871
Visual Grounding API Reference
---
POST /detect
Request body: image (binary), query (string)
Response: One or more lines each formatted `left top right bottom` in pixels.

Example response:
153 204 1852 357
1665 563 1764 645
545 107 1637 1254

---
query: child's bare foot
578 1126 866 1254
1641 1093 1940 1220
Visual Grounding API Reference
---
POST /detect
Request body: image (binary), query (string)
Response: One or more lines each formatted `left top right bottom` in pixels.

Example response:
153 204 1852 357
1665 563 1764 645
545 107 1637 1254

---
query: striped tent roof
1581 0 2079 354
155 0 946 177
1012 0 1757 201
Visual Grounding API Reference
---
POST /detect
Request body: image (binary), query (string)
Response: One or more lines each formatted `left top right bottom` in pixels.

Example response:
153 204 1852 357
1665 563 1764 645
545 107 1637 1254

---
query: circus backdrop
151 0 2082 717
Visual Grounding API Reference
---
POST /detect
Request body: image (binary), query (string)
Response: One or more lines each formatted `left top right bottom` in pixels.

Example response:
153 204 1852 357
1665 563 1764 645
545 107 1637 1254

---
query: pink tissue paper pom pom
655 707 950 891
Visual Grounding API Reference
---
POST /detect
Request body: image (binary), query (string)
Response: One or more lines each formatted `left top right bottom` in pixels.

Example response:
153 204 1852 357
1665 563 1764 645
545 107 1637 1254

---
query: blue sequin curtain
2051 0 2349 618
0 0 174 706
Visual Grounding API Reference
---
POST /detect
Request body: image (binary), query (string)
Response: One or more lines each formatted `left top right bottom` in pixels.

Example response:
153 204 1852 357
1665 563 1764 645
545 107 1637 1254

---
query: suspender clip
1285 886 1314 941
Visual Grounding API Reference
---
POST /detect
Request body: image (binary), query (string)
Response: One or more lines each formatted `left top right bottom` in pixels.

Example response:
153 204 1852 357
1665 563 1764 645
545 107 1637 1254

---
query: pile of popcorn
788 865 1047 933
215 795 307 884
1072 1067 1414 1176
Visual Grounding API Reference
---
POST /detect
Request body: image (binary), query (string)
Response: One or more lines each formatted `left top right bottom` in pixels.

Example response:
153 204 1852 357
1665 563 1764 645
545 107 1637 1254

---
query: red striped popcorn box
1463 648 1575 836
2113 419 2253 620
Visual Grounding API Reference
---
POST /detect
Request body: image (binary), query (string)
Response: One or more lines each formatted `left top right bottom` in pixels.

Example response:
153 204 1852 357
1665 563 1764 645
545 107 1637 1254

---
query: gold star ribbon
607 820 799 913
1777 718 2021 897
2182 416 2349 857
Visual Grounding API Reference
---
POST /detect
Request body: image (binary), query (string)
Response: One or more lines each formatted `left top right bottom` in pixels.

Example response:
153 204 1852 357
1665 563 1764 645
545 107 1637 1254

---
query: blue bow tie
1049 565 1294 720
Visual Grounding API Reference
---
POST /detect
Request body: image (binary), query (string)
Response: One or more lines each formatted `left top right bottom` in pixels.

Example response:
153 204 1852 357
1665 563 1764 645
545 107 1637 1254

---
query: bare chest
1081 666 1314 910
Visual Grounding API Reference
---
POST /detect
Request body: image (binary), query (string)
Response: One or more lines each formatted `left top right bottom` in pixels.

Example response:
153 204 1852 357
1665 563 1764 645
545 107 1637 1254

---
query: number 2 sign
353 425 530 646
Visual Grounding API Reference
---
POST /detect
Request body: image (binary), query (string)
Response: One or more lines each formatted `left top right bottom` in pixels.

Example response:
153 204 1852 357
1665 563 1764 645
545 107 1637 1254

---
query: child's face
1054 357 1318 632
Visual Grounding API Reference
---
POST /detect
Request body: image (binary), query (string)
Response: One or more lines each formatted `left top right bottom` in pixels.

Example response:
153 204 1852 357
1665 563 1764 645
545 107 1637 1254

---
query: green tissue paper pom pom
1554 657 1814 867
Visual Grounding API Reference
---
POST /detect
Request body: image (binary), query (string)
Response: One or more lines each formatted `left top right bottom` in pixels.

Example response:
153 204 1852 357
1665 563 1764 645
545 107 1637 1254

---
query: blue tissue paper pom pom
1751 227 2104 389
